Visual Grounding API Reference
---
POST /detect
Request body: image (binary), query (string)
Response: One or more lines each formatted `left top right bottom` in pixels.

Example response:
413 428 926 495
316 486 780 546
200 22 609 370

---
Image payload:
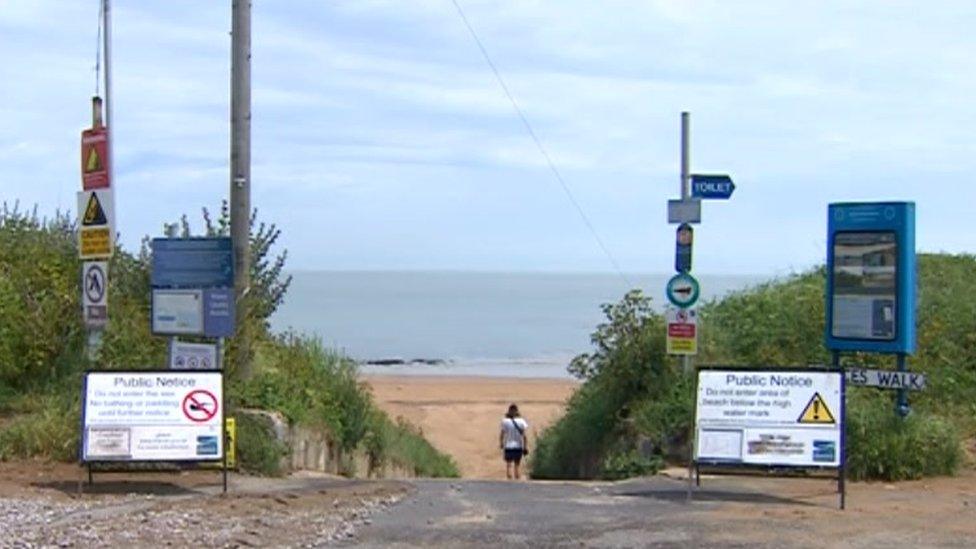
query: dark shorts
504 448 523 463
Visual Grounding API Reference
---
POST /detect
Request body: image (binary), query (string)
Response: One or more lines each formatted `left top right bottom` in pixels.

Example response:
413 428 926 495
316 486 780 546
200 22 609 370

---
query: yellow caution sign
83 193 108 226
80 227 112 258
85 146 102 173
798 392 835 424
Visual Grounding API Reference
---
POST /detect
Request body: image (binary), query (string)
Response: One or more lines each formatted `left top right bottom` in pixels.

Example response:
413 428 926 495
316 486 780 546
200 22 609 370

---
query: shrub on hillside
0 206 84 392
532 290 675 479
846 389 962 480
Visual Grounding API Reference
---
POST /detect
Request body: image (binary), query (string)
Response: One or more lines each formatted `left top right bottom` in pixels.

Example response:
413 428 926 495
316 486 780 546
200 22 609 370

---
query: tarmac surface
341 472 976 548
3 462 976 547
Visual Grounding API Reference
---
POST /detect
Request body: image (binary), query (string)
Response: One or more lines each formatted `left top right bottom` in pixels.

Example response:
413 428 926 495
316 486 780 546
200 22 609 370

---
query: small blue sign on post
825 202 916 354
203 288 235 338
691 174 735 200
675 223 693 273
151 238 234 289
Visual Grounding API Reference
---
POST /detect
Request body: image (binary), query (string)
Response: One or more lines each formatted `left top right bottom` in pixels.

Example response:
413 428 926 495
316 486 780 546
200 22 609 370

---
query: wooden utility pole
230 0 252 379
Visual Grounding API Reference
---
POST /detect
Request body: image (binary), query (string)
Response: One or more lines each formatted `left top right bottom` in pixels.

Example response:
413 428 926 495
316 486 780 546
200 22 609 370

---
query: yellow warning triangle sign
83 193 108 226
85 147 102 173
798 392 836 424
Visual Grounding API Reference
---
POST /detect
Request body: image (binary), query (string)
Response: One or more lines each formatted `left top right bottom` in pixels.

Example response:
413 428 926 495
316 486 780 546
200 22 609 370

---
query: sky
3 0 976 275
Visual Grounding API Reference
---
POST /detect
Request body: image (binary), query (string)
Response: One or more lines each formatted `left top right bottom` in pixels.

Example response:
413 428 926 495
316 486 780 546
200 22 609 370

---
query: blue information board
825 202 915 354
151 238 234 289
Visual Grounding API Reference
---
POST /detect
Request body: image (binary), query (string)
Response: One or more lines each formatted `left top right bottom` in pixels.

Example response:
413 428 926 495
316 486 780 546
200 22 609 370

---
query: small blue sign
151 238 234 289
691 174 735 199
203 288 235 338
675 223 693 273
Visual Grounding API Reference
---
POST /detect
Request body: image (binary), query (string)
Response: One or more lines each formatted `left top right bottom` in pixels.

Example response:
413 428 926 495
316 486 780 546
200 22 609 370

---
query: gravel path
0 466 409 548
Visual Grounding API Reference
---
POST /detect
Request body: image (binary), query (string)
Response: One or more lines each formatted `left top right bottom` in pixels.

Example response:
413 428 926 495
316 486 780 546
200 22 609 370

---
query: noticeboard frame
78 369 229 494
825 202 916 354
687 365 846 510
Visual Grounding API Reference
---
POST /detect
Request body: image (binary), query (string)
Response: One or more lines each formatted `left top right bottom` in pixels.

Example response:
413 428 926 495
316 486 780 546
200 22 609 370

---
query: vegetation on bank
0 204 458 478
533 256 973 482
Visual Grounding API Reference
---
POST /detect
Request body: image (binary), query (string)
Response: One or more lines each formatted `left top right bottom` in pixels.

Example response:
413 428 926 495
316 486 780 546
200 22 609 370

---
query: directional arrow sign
691 174 735 200
666 272 700 308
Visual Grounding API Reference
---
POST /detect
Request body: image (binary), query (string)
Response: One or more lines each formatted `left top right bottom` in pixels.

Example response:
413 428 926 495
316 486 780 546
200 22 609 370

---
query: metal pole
833 351 846 510
165 224 178 368
230 0 252 379
895 353 909 417
103 0 112 157
681 112 690 200
680 112 691 376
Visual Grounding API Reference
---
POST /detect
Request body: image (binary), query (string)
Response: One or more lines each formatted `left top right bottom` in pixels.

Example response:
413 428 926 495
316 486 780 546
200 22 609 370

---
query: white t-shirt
500 417 528 449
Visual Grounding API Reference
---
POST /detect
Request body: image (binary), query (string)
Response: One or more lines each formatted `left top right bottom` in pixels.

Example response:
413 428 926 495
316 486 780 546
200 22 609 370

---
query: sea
270 271 768 379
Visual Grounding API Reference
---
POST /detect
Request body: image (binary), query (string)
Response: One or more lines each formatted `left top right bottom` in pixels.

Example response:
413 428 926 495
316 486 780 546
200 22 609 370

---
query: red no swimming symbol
182 389 219 423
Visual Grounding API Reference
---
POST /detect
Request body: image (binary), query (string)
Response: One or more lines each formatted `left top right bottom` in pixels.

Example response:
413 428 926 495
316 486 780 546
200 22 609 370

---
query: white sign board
847 368 925 391
695 370 843 468
82 261 108 327
77 189 115 259
170 341 219 370
152 289 204 335
666 307 697 355
82 371 223 461
667 199 701 224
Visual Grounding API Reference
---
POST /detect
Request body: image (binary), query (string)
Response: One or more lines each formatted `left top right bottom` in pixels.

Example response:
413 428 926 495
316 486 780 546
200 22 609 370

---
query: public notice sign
81 371 223 462
694 369 843 468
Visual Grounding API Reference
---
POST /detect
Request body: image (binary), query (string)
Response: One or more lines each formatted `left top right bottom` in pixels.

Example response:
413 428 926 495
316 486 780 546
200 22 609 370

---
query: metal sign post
669 112 737 503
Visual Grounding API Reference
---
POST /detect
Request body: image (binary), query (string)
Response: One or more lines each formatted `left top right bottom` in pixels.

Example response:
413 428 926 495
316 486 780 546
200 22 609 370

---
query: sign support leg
686 363 699 503
895 353 909 418
833 351 846 510
218 337 228 495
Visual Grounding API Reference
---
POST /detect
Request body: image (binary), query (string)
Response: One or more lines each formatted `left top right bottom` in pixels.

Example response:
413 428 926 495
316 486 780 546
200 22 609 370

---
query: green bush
235 412 289 476
846 389 962 480
532 290 676 479
0 391 80 461
365 412 459 478
0 206 85 392
234 333 371 452
600 449 662 481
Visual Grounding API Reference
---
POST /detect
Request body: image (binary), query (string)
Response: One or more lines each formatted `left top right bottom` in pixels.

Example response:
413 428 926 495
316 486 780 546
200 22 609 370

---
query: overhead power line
450 0 633 288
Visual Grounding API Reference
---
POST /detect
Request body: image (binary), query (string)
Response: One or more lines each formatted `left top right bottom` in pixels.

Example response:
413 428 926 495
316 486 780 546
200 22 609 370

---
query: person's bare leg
514 461 521 480
506 461 513 479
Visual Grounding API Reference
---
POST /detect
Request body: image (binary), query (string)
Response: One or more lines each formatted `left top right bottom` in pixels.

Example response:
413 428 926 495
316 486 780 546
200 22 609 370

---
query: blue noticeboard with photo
151 238 234 289
825 202 916 354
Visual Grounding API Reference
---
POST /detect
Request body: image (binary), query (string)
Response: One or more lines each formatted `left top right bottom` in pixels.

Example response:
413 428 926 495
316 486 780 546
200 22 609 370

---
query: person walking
499 403 529 480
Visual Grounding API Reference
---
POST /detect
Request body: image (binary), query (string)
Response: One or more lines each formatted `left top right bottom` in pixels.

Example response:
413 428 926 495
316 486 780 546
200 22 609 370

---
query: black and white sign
846 368 925 391
82 261 108 327
695 370 843 468
170 340 219 370
82 371 223 461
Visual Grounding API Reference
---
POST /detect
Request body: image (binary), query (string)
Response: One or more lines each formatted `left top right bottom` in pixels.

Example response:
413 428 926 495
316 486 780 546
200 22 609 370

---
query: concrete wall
237 408 418 478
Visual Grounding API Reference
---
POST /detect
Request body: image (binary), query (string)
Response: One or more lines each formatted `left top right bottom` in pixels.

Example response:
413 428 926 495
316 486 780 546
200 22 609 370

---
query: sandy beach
363 375 580 479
